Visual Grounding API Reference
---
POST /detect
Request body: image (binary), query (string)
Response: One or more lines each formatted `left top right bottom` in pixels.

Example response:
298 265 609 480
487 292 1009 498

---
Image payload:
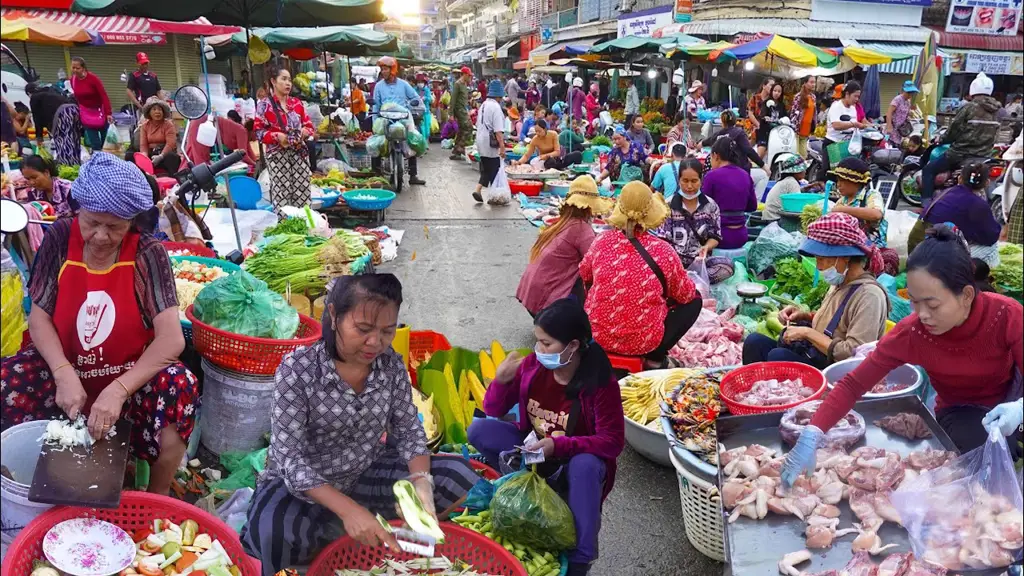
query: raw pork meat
904 558 947 576
904 448 956 471
670 308 745 367
843 551 881 576
780 400 866 447
734 377 817 407
875 413 932 440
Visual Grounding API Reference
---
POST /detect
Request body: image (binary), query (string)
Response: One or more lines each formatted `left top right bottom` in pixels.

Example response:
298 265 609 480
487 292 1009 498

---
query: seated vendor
908 161 1001 266
18 154 78 218
595 128 647 186
467 298 625 576
581 182 702 368
518 176 613 316
650 142 686 200
742 212 890 368
514 119 559 168
242 275 479 576
0 153 197 495
138 97 181 175
762 153 809 222
654 158 733 275
701 137 757 250
183 113 257 169
829 157 899 275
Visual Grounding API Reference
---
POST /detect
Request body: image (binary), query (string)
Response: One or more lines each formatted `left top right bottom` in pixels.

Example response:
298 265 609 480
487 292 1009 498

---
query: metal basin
823 357 922 398
624 415 671 467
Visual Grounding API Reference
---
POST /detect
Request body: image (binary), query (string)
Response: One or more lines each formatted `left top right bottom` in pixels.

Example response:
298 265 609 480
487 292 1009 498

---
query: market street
382 151 721 576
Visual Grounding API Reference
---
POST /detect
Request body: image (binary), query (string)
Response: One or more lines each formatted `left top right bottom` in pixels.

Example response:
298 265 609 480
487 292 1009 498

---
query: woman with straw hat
139 97 180 174
829 157 900 275
518 176 613 316
580 182 702 368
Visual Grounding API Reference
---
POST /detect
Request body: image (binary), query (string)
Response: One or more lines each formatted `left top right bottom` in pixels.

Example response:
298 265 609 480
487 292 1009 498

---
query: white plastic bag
686 257 711 299
848 129 863 156
885 209 919 266
484 167 512 205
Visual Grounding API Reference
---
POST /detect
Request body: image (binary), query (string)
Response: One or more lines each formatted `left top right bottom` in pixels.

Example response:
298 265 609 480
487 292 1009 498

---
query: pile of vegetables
588 135 611 148
621 369 700 429
418 342 511 444
124 518 241 576
244 232 369 294
451 509 562 576
57 165 80 181
994 244 1023 293
262 217 309 237
174 260 230 320
312 169 346 189
334 558 503 575
799 204 822 233
639 97 665 114
773 258 829 310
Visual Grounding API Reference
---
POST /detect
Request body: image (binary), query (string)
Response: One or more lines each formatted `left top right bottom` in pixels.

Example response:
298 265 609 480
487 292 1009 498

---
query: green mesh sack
490 467 576 552
620 164 644 183
193 271 299 339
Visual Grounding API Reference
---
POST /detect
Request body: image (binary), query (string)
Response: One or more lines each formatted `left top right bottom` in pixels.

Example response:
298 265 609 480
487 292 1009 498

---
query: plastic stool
607 353 643 374
228 175 262 210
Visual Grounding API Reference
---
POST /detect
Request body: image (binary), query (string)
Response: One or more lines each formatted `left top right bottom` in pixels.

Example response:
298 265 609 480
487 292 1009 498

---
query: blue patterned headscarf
71 153 154 220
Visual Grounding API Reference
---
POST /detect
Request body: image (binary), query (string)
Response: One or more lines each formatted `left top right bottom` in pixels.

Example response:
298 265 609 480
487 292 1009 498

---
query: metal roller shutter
9 44 68 87
879 73 911 120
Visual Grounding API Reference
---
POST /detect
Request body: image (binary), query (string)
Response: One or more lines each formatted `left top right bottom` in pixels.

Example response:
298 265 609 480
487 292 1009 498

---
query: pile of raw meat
779 401 866 448
669 308 744 368
780 550 948 576
874 413 932 440
734 377 818 407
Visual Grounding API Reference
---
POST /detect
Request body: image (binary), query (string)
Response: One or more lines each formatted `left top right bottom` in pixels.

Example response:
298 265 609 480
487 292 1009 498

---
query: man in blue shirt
651 142 686 200
371 56 426 185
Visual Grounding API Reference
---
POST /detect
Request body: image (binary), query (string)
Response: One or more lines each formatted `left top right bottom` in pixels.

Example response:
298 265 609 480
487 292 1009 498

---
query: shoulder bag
628 236 679 307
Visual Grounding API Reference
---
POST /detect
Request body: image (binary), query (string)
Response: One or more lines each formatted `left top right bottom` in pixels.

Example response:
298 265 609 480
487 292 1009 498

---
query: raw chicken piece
874 453 906 491
848 467 882 491
758 456 784 478
816 447 850 470
843 551 881 576
743 444 778 462
721 478 751 509
815 477 846 505
874 413 932 440
812 503 841 518
719 445 748 467
876 553 911 576
780 401 866 447
805 515 857 549
851 446 888 460
904 448 956 471
735 377 816 407
851 523 899 556
778 549 811 576
872 491 902 525
724 454 760 479
848 488 885 532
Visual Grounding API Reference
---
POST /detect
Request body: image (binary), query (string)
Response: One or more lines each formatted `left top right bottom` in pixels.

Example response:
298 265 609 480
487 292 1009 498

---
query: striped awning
2 8 238 43
842 41 953 76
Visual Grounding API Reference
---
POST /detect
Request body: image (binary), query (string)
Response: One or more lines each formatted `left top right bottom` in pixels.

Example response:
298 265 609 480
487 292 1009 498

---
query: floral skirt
266 147 312 213
0 347 199 462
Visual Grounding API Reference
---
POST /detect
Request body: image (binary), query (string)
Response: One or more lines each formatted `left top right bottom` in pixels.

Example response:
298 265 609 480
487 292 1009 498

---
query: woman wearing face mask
655 158 729 270
781 226 1023 490
243 275 478 576
742 212 890 367
467 298 625 576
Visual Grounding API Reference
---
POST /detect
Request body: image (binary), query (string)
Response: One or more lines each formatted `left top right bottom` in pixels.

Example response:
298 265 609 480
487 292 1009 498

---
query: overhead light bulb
647 68 658 79
711 68 719 78
744 61 755 71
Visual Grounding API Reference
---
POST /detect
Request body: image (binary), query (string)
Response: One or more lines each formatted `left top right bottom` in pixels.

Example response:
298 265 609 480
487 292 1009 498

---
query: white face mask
681 191 700 200
820 265 847 286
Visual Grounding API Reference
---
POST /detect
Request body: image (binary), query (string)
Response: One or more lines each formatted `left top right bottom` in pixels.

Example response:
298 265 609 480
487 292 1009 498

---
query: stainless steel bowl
823 357 922 398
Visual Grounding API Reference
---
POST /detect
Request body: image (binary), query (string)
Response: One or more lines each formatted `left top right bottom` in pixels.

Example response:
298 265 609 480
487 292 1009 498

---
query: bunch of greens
57 165 79 181
993 244 1023 292
589 135 611 148
774 258 830 310
800 204 822 233
262 218 309 237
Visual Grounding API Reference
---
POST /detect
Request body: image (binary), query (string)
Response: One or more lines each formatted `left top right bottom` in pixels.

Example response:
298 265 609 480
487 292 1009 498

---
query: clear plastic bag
484 167 511 205
848 129 863 156
891 430 1023 571
366 134 388 158
686 257 711 299
747 222 802 275
490 466 577 552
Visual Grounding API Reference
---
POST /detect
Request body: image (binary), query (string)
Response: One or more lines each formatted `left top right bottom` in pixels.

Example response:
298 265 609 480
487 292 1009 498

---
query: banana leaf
418 347 482 388
418 368 467 444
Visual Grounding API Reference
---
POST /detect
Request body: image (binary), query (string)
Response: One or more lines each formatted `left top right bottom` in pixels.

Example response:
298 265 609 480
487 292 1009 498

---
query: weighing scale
736 282 770 320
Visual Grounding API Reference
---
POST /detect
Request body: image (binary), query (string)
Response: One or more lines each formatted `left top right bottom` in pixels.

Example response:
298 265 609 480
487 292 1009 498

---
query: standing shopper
50 103 83 166
69 57 112 152
624 77 640 127
254 68 315 212
885 80 919 147
472 80 507 204
450 67 473 160
824 81 867 168
506 74 521 109
126 52 163 114
242 275 478 576
27 82 70 147
684 80 706 117
790 76 817 158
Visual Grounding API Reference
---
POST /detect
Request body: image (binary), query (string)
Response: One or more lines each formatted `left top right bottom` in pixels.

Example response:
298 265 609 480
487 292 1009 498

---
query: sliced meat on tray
779 400 866 448
874 412 933 440
904 448 957 471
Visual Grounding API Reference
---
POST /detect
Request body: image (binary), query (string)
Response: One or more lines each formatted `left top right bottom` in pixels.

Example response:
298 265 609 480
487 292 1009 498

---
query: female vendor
654 157 730 271
742 213 890 368
595 128 647 186
701 137 757 249
782 226 1024 488
18 154 78 218
0 153 197 495
467 298 625 576
242 274 479 576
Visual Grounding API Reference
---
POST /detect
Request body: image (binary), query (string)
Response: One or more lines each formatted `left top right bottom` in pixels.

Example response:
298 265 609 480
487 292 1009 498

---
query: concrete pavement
380 150 723 576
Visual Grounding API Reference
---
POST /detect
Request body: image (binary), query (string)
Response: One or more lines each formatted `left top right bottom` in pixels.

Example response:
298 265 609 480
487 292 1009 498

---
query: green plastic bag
210 447 268 492
407 130 427 156
490 467 576 552
193 271 299 339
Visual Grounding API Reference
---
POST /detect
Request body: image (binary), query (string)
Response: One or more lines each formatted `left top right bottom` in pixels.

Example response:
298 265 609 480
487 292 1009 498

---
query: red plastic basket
185 305 321 375
162 241 216 258
471 459 500 480
308 520 527 576
719 362 826 415
509 180 543 197
408 330 452 388
0 491 259 576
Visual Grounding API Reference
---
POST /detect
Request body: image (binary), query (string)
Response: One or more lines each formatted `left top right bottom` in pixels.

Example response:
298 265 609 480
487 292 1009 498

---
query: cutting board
28 419 132 509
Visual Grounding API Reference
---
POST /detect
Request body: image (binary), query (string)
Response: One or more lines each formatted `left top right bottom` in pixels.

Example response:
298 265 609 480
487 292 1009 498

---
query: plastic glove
780 425 823 490
982 398 1024 437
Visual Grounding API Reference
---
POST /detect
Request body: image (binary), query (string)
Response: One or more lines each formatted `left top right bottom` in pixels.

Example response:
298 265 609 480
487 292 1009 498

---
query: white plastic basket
669 447 725 562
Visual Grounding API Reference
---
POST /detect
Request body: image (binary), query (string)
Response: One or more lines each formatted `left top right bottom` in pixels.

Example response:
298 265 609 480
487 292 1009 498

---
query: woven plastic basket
308 521 528 576
669 448 725 562
343 188 396 211
184 305 321 375
719 362 826 415
0 491 259 576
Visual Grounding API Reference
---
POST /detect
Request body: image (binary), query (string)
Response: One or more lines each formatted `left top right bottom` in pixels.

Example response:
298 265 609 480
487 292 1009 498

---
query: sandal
472 191 483 203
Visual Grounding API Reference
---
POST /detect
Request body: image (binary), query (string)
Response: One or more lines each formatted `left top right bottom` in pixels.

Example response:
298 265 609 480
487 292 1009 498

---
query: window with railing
557 6 578 27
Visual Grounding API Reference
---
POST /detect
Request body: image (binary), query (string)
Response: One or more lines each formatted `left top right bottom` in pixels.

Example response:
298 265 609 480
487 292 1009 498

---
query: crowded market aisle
381 152 721 576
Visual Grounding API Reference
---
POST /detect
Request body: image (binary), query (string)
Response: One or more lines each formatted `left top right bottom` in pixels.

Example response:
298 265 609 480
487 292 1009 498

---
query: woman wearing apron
742 213 890 368
782 225 1024 488
0 153 198 495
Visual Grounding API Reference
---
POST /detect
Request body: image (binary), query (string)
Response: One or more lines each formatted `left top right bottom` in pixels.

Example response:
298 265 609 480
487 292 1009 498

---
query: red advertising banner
1 0 75 9
100 32 166 44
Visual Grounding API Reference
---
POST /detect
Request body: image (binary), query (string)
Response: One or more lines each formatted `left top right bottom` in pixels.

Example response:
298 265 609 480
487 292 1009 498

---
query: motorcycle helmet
969 72 993 97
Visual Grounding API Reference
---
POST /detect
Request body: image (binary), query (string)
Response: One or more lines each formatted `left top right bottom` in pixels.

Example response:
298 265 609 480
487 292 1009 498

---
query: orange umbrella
0 11 93 45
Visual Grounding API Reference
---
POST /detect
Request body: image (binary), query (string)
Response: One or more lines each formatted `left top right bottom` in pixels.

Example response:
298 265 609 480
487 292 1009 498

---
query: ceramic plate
43 518 135 576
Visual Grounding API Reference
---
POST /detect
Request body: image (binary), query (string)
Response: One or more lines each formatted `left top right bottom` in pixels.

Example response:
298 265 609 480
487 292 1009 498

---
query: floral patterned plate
43 518 135 576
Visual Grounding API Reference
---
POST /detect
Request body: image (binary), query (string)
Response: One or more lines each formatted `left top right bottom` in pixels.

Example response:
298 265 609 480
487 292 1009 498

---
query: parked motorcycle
763 103 799 169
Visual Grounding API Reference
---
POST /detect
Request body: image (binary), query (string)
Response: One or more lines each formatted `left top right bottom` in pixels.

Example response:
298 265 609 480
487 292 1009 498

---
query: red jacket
481 354 625 500
71 72 111 117
184 115 256 168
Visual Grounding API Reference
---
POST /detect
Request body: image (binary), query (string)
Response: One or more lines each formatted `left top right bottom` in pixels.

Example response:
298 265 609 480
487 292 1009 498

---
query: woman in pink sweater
69 57 112 151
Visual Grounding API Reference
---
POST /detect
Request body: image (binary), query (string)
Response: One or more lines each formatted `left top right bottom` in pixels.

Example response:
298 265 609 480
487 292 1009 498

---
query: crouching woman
242 275 479 576
467 299 625 576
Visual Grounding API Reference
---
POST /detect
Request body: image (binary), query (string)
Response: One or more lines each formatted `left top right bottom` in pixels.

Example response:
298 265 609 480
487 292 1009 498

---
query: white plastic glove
412 476 437 521
780 425 823 490
982 398 1023 438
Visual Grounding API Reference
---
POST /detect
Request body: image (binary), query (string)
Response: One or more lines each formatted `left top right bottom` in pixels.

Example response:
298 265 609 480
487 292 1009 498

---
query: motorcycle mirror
173 84 211 120
0 199 29 234
840 115 851 121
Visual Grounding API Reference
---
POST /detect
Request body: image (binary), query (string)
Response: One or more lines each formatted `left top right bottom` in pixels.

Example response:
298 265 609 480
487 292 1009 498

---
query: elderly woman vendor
242 274 479 576
0 153 197 495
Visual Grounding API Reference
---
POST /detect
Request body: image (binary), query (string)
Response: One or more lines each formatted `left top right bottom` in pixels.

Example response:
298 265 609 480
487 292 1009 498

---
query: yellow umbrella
843 46 894 66
0 21 30 42
0 13 92 45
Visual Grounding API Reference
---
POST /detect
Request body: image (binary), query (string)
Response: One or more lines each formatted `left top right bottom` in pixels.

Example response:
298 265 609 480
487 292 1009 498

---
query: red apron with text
52 218 152 411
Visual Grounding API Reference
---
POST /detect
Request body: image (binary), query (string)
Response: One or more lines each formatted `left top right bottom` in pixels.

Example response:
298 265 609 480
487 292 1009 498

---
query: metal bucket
823 357 922 398
200 359 276 456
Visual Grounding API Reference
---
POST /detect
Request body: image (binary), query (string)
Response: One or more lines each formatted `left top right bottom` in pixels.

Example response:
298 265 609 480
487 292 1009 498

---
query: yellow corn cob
466 371 488 405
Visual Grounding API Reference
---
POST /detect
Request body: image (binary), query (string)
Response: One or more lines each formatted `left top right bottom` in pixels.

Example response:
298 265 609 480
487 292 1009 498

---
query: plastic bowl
780 193 825 213
618 374 672 467
547 181 572 197
823 357 922 398
315 188 341 208
510 180 543 196
342 188 396 211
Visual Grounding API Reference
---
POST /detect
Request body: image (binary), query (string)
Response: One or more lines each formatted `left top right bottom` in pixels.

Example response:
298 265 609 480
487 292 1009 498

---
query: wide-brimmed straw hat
828 157 871 184
564 175 614 215
142 97 171 120
606 181 669 231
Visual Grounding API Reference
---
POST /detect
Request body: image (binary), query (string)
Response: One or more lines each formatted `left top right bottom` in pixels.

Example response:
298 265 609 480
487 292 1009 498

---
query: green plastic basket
826 140 852 167
581 149 596 163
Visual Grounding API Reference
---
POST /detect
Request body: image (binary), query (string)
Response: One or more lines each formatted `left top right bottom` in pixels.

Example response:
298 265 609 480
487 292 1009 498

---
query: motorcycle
372 104 419 194
989 133 1023 227
763 102 799 169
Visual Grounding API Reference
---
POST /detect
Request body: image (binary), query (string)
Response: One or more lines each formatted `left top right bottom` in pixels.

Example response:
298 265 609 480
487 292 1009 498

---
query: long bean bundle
245 233 369 295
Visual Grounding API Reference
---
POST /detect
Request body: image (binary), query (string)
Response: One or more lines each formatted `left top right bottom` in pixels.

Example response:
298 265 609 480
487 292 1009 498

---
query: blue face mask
535 344 574 370
820 265 847 286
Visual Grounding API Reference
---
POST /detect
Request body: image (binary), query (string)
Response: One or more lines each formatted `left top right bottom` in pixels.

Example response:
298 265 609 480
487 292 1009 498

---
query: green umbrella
227 25 397 56
794 39 840 69
72 0 385 27
591 34 702 55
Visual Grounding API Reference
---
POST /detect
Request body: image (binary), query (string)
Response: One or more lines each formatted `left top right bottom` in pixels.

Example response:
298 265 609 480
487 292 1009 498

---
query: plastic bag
366 134 388 158
687 257 711 299
346 114 360 135
463 478 496 511
620 164 644 183
891 430 1023 571
372 117 388 135
484 167 511 205
1 268 27 357
210 447 268 493
216 487 253 533
747 222 802 275
431 115 440 135
104 125 122 150
407 130 427 156
193 271 299 339
848 129 863 156
490 467 577 551
885 209 919 266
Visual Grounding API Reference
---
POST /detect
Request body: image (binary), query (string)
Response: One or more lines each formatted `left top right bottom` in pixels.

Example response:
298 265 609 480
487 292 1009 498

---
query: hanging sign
946 0 1023 36
100 32 166 45
673 0 693 23
617 5 674 38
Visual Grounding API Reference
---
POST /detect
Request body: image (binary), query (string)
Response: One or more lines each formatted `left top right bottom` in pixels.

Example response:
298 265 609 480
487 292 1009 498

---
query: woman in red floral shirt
580 181 703 368
253 67 315 212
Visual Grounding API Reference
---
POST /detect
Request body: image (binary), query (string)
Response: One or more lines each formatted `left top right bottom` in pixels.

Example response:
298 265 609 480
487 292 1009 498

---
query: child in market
467 299 625 576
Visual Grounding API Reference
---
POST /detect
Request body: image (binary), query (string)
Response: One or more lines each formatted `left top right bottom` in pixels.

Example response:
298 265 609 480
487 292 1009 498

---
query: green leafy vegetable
993 244 1023 292
57 165 79 181
774 258 830 310
262 218 308 237
800 204 822 233
589 135 611 148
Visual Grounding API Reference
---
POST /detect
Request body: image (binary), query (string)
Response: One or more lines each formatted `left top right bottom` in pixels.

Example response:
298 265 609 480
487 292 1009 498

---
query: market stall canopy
716 34 820 67
529 38 601 65
660 40 735 60
836 45 902 66
4 8 240 42
71 0 386 28
589 33 702 55
210 25 397 55
0 11 94 44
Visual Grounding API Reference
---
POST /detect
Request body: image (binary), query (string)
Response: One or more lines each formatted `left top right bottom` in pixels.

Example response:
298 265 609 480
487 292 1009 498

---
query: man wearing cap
450 66 473 160
684 80 706 117
372 56 426 186
885 80 920 146
126 52 163 114
921 72 1002 200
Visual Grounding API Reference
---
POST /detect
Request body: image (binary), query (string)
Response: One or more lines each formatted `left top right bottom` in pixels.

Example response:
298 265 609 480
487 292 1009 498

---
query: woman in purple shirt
701 137 757 249
908 161 1001 254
